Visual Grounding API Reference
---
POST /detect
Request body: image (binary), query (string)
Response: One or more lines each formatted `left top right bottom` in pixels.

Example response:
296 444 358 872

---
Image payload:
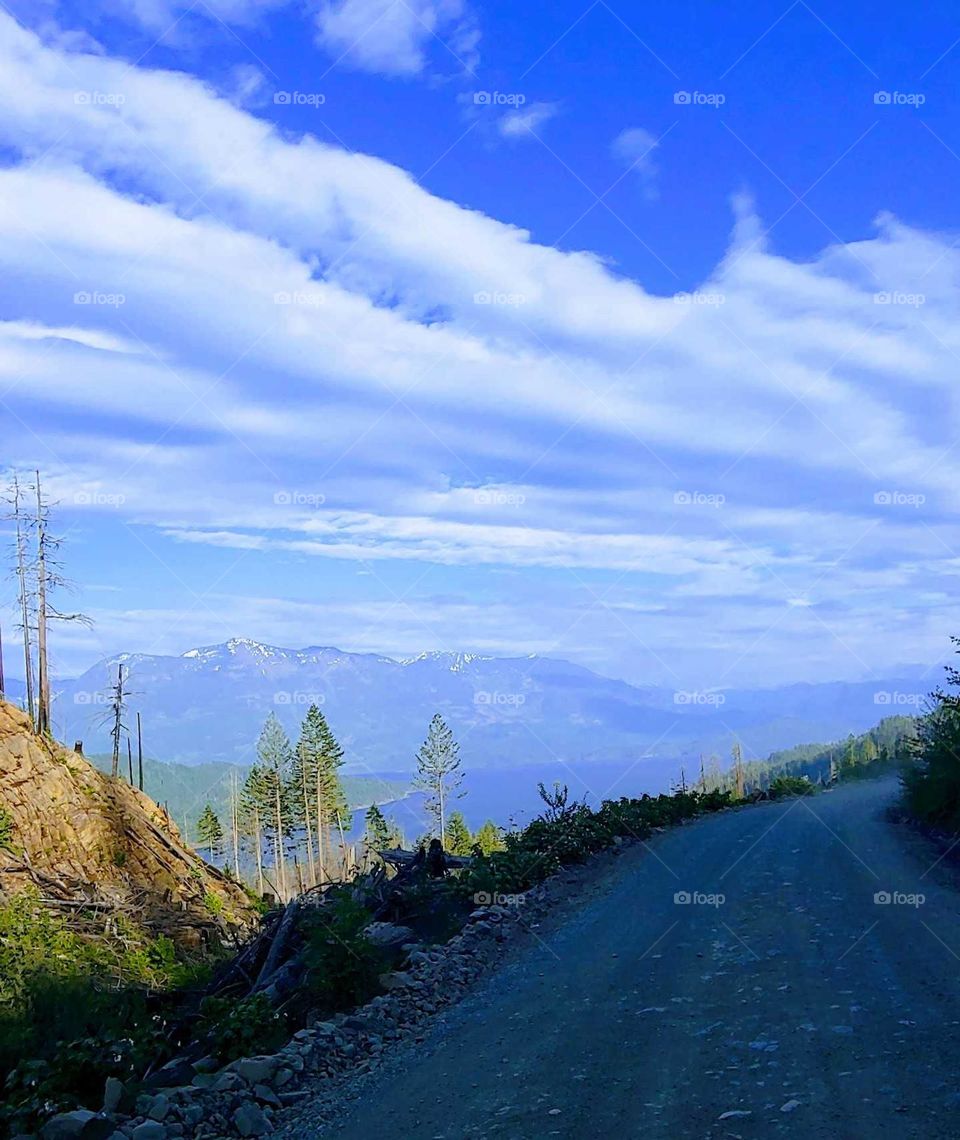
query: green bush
198 993 287 1063
302 891 390 1013
768 775 815 798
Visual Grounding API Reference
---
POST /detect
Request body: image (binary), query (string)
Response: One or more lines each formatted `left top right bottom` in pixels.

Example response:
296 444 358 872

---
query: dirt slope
285 778 960 1139
0 700 255 946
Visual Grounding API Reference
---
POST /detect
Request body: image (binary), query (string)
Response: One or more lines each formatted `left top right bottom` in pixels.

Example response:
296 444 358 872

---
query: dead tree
109 664 127 779
5 473 35 729
137 712 144 792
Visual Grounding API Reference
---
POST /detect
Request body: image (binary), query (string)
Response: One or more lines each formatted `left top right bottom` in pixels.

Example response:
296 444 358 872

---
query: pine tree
197 803 224 863
473 820 504 855
239 764 270 896
732 741 745 799
414 713 463 847
364 803 391 850
290 705 349 884
255 714 296 899
445 810 472 855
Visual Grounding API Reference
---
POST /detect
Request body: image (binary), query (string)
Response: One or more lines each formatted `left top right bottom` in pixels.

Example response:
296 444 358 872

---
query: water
350 755 688 842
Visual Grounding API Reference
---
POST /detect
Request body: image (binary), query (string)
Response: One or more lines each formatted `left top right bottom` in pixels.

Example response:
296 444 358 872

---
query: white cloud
498 101 559 139
611 126 659 169
312 0 478 76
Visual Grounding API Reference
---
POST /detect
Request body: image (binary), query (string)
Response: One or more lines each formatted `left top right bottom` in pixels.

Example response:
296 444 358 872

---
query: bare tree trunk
136 712 144 792
439 778 446 849
273 781 287 901
110 664 124 778
253 805 264 895
231 769 241 880
316 774 326 883
335 811 348 879
300 745 316 886
34 472 50 736
10 475 35 731
127 735 133 783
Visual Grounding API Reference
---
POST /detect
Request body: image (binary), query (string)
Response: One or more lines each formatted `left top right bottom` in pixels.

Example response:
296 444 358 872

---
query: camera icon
874 891 891 904
674 91 691 104
874 91 891 105
274 691 291 705
473 891 491 905
874 691 891 705
73 291 91 304
474 91 491 105
674 890 692 904
473 290 492 304
274 91 291 105
673 491 691 505
273 490 292 505
73 91 91 105
273 291 291 305
873 491 892 505
74 692 91 705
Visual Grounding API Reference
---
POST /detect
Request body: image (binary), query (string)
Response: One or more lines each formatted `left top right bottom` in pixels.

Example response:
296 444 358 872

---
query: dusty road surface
286 779 960 1138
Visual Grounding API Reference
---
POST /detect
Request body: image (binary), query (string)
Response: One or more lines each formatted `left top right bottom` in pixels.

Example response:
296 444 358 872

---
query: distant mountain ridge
5 638 937 771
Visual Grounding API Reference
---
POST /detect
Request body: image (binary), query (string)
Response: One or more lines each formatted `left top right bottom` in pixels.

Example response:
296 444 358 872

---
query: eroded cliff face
0 700 255 947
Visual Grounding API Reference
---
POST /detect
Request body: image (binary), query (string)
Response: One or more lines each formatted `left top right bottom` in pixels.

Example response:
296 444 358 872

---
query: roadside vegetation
902 637 960 830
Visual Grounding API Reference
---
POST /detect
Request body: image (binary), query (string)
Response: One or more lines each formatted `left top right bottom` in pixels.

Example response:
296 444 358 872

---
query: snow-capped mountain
25 639 933 770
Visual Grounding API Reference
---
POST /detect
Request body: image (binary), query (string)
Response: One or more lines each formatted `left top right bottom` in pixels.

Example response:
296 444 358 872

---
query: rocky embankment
0 700 254 944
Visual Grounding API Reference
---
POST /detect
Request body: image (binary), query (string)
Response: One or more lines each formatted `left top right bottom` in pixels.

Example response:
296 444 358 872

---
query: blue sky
1 0 960 689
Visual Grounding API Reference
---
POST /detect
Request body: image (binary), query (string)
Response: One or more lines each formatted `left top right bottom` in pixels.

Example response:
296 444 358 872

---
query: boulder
363 922 414 947
232 1056 281 1085
132 1124 167 1140
42 1112 115 1140
232 1103 272 1137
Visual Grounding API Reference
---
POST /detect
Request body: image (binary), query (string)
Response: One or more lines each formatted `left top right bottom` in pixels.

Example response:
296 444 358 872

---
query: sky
1 0 960 690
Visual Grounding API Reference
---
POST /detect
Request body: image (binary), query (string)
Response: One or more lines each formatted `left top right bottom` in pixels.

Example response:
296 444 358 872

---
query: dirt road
288 778 960 1138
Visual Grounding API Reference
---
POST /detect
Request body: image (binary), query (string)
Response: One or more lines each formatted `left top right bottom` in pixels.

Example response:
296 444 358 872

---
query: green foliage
199 993 287 1063
0 805 15 853
364 802 391 850
197 804 225 862
768 775 815 799
903 641 960 829
445 810 472 855
472 819 505 855
0 890 206 1134
204 891 225 916
302 891 389 1013
413 713 463 845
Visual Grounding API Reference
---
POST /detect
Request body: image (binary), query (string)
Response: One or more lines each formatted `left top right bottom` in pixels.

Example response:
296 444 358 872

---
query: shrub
198 993 287 1063
768 775 815 799
302 891 390 1013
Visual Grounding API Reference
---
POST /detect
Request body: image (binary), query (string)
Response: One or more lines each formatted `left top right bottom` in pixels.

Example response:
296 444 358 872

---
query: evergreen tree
290 705 350 883
364 803 391 850
445 810 472 855
413 713 463 847
197 803 224 863
473 819 505 855
239 764 271 896
256 713 296 899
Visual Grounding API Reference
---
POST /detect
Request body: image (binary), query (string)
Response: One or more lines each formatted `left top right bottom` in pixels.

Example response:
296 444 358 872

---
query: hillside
12 637 936 769
0 701 256 947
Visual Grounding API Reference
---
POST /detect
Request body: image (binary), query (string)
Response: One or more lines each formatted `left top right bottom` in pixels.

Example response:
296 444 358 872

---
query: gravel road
287 778 960 1138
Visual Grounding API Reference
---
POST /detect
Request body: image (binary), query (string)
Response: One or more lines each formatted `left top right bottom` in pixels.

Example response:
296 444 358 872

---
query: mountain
17 637 935 771
0 700 256 946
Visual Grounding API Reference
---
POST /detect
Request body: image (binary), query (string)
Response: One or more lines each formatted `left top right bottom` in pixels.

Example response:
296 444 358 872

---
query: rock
718 1110 752 1120
232 1056 281 1085
190 1074 216 1089
42 1112 116 1140
191 1056 220 1074
143 1059 195 1090
272 1068 294 1088
780 1099 801 1113
211 1071 245 1093
363 922 414 947
232 1103 272 1137
252 1085 282 1109
132 1124 166 1140
103 1078 127 1115
380 971 415 991
145 1095 170 1122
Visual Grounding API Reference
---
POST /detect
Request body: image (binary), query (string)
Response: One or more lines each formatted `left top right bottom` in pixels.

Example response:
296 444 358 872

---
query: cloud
498 101 559 139
312 0 479 76
611 126 659 168
2 15 960 685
